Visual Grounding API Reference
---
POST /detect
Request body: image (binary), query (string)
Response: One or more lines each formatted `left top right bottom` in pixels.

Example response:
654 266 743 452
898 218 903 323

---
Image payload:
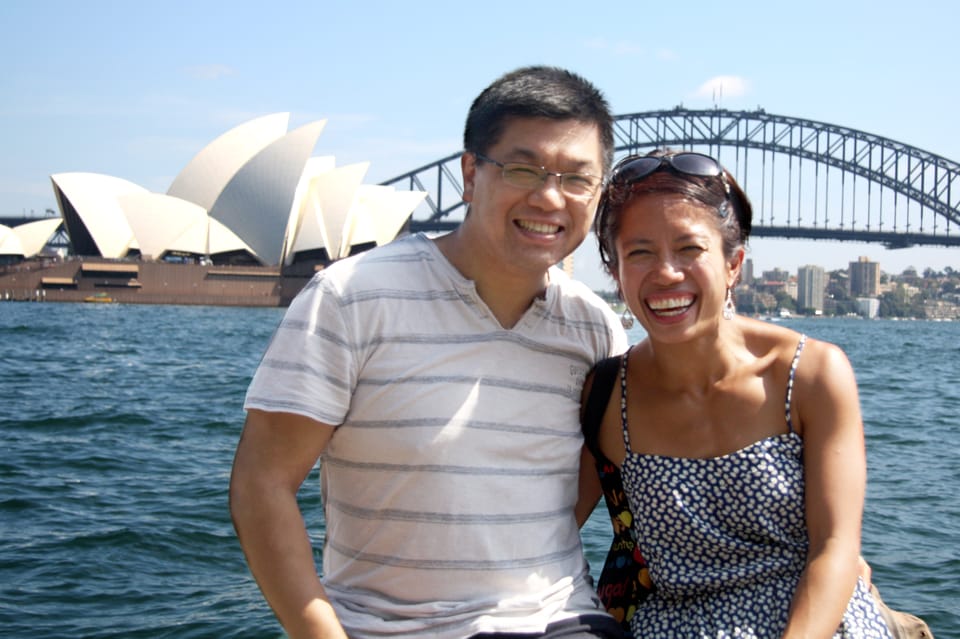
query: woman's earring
723 289 735 320
620 306 635 329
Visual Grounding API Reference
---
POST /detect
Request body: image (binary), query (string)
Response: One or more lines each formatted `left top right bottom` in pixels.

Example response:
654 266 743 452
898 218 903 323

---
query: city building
849 256 880 297
754 268 789 296
741 258 754 286
856 297 880 319
797 265 826 314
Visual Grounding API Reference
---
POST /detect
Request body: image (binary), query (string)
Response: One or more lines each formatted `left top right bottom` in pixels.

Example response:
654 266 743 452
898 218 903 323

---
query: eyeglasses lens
502 165 544 189
613 153 723 186
502 164 597 197
612 158 656 185
558 174 597 196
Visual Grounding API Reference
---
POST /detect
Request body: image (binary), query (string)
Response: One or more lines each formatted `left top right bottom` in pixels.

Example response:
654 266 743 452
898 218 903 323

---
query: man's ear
461 152 477 204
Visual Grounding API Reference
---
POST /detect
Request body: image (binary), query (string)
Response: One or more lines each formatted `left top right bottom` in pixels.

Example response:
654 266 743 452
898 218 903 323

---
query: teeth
647 296 694 317
654 307 687 317
517 220 560 234
648 296 693 311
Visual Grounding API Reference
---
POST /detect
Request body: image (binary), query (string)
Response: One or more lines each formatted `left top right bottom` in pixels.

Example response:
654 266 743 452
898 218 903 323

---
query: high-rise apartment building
849 256 880 297
797 265 826 313
741 258 754 286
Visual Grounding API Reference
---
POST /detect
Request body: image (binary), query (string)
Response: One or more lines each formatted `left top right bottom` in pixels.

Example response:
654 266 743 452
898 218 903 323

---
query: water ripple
1 307 956 638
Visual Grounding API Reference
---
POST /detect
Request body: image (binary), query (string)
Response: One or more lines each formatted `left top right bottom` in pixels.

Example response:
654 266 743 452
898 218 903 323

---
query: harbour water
0 303 957 638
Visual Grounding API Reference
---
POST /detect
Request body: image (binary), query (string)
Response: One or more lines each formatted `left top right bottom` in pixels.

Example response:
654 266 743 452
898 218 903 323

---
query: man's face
460 117 605 281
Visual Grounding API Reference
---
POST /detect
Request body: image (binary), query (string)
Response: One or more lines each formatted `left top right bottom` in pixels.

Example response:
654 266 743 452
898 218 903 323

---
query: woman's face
613 192 742 342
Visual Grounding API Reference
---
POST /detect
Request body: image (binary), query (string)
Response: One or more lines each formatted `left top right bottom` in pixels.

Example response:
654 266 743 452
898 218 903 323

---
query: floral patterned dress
618 336 892 638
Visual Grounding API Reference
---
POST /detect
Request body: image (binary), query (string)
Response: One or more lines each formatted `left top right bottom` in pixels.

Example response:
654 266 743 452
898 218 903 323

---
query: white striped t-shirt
245 233 627 639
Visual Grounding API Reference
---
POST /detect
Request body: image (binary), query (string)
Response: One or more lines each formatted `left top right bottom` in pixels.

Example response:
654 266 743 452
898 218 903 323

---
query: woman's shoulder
737 319 853 387
739 316 805 356
740 321 854 390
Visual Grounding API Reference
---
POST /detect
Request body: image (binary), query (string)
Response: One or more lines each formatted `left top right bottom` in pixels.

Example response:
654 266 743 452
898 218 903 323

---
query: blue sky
2 0 958 290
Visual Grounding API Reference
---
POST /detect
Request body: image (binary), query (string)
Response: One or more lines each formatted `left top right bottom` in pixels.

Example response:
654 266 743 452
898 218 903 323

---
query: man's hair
463 66 614 174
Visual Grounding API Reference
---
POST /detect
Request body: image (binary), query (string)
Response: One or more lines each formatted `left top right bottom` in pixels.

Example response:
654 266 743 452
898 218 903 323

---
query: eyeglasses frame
598 151 734 221
472 151 602 199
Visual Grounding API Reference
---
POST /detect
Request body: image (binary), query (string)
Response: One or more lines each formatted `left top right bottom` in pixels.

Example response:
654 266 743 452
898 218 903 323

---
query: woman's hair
594 149 753 277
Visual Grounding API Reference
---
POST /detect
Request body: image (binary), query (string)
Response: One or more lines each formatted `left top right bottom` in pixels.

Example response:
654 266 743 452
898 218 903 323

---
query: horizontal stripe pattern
327 538 586 571
325 497 572 524
323 456 579 476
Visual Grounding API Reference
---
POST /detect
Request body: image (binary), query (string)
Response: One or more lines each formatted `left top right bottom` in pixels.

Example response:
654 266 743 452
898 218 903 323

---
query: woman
581 149 891 637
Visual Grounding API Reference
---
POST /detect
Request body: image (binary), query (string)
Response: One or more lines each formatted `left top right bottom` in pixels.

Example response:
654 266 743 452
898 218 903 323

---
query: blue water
0 303 956 638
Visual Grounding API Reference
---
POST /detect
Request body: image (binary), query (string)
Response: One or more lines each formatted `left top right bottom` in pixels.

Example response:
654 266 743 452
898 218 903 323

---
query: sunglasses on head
607 151 732 205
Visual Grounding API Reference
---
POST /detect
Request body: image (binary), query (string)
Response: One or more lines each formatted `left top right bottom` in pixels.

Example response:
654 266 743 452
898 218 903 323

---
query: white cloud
693 75 749 101
612 41 644 56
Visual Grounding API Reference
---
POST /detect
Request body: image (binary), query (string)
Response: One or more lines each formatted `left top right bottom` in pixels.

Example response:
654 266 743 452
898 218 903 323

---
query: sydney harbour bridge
6 108 960 254
388 108 960 251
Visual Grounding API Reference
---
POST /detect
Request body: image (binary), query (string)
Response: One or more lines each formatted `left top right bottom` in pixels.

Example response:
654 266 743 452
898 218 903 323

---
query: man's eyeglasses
473 152 601 198
607 152 732 201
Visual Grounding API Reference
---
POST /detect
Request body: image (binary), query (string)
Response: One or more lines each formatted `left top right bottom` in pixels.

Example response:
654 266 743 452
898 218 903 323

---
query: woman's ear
727 247 745 288
613 267 625 302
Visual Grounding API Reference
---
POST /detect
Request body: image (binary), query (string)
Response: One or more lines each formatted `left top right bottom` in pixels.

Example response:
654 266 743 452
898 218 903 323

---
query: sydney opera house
0 113 427 306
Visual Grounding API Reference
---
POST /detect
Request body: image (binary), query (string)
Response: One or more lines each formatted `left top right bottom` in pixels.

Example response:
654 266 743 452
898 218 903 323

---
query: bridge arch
386 109 960 249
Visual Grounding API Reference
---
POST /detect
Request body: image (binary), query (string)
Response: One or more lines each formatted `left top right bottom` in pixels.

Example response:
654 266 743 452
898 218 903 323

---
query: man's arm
575 445 603 528
575 371 603 528
229 408 347 639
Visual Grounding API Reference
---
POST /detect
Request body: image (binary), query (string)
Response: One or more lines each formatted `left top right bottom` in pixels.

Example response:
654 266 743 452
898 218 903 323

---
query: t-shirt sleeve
243 274 357 426
602 302 629 357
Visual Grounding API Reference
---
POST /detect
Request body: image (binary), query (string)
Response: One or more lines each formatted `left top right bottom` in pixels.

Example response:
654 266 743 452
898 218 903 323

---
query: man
229 65 627 639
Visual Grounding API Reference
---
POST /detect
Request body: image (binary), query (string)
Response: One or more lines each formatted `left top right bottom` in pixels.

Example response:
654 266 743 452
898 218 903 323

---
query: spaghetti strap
619 346 634 451
784 334 807 434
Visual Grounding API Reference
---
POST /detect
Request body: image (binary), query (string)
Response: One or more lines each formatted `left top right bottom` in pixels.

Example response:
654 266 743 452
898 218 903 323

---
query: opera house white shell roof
51 172 144 258
0 218 63 258
116 193 254 260
49 113 426 267
167 112 291 212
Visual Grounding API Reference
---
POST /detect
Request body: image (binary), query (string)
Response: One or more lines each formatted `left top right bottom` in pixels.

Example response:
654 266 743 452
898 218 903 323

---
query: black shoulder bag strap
582 353 650 637
582 355 621 455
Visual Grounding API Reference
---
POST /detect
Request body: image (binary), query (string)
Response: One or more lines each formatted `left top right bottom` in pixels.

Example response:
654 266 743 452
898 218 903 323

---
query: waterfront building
753 269 793 303
850 256 881 297
762 268 790 285
48 113 425 268
741 258 754 286
857 297 881 319
1 114 427 306
924 299 960 320
797 265 826 314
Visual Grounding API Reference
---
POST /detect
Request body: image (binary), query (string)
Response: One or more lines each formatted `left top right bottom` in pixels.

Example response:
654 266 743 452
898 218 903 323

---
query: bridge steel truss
386 109 960 249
